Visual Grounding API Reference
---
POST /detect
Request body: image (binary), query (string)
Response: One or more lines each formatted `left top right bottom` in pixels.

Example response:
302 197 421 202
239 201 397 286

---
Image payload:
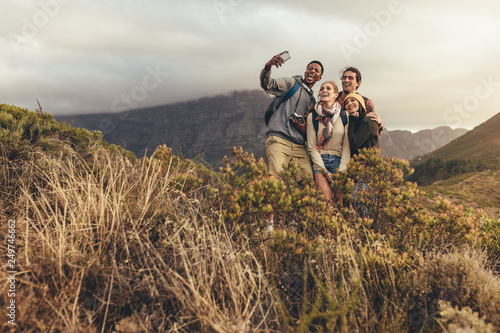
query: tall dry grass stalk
2 144 277 332
146 209 276 332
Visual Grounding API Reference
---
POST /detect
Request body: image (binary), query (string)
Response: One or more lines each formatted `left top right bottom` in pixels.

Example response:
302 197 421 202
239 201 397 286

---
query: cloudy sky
2 0 500 131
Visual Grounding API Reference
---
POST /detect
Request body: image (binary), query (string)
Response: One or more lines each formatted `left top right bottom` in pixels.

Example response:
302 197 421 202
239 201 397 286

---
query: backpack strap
264 79 301 126
312 109 319 133
340 109 347 126
281 79 300 103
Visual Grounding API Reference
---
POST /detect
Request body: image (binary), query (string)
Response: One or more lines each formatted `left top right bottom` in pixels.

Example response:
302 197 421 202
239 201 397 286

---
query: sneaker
266 221 274 234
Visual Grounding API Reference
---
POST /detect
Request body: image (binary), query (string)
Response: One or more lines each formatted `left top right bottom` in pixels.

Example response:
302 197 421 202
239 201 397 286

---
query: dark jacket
348 115 379 156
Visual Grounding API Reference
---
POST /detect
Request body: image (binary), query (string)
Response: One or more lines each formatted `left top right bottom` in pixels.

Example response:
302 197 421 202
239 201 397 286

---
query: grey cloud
2 0 500 131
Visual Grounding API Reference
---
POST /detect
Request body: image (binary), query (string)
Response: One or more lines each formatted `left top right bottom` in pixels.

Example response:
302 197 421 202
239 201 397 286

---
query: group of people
260 51 382 231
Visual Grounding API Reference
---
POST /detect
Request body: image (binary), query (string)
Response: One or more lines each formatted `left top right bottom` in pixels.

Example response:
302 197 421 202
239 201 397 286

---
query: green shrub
218 147 340 243
0 111 15 129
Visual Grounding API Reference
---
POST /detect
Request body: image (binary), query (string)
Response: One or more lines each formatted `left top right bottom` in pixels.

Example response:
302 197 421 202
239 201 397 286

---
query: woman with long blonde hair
306 81 350 206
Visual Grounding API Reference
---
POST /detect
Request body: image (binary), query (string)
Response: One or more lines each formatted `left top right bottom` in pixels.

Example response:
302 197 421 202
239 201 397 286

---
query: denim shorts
313 154 341 174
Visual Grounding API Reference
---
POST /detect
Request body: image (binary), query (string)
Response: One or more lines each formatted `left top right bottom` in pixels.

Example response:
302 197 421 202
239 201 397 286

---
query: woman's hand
325 172 333 184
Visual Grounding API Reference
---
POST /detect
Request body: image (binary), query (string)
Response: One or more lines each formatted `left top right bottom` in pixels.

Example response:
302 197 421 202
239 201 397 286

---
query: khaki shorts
266 136 313 176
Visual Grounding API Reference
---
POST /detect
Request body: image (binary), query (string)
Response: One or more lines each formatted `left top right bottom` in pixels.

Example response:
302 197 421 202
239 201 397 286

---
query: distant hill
410 112 500 185
56 90 467 166
57 90 270 165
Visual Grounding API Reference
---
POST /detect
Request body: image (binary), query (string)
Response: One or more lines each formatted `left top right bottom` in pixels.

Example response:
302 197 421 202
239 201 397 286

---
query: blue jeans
313 154 341 174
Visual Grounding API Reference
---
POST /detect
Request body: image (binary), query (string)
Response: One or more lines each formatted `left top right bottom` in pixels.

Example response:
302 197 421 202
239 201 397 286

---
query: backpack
311 108 348 132
264 79 301 126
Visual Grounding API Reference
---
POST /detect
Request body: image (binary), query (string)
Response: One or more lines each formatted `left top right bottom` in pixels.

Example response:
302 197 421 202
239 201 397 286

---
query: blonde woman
306 81 350 205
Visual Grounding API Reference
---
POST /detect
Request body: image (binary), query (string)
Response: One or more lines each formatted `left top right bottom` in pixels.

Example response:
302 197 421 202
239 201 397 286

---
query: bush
408 247 500 332
438 301 496 333
219 147 339 242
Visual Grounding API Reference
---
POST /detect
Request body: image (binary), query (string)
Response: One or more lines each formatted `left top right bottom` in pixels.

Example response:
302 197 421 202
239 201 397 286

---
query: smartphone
281 51 291 62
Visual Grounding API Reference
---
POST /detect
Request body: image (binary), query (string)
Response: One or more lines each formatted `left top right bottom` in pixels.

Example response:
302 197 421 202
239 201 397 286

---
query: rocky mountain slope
56 90 467 166
381 127 468 161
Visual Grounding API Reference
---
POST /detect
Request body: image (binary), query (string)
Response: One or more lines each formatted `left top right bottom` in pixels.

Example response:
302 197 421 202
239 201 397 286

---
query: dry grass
0 145 278 332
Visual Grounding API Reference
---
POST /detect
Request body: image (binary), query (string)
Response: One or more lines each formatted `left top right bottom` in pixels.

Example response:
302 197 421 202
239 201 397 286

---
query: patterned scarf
315 101 342 149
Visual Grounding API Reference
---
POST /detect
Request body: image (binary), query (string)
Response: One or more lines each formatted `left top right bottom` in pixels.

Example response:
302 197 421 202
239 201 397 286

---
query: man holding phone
260 51 323 175
260 51 323 232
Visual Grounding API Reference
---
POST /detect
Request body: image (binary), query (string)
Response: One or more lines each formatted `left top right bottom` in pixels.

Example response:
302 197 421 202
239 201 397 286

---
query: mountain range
55 90 468 166
410 111 500 184
408 111 500 216
413 111 500 166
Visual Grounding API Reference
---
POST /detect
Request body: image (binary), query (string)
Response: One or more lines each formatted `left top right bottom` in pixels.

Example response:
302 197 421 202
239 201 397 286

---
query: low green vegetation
1 104 499 332
409 156 496 185
0 104 135 163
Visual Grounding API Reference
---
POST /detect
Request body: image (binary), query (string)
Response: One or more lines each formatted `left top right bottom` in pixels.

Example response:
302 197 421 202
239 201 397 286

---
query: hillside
55 90 467 166
422 170 500 217
1 103 500 332
415 112 500 162
410 112 500 185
